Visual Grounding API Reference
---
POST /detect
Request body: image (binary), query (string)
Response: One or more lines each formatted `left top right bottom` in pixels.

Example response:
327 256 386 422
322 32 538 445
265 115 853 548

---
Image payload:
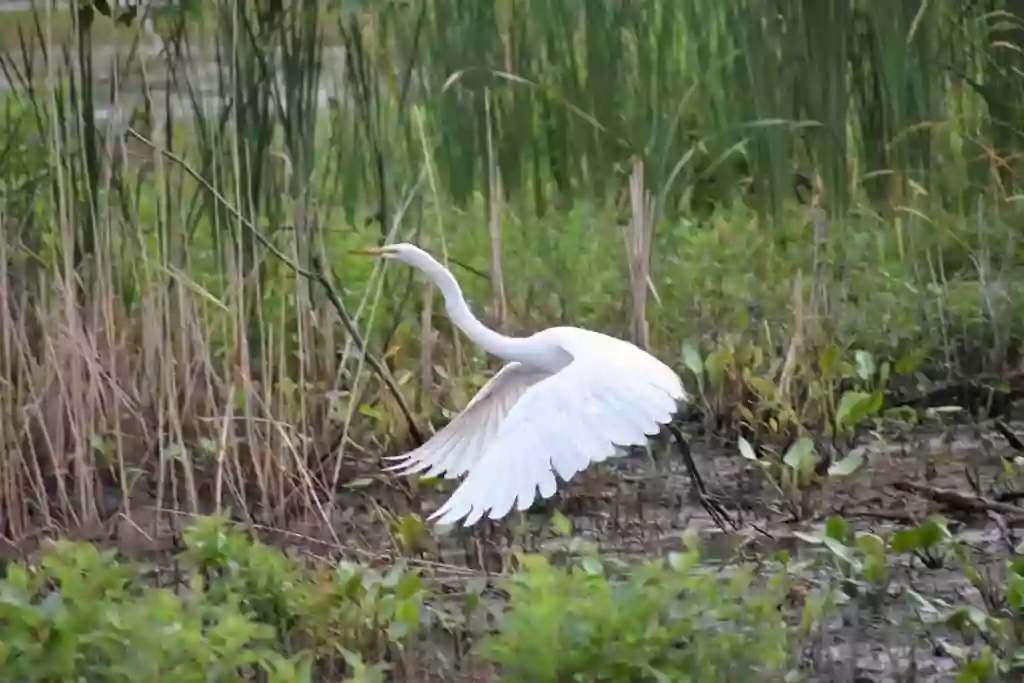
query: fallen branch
995 419 1024 453
891 481 1024 521
126 127 424 447
884 373 1024 420
840 509 920 525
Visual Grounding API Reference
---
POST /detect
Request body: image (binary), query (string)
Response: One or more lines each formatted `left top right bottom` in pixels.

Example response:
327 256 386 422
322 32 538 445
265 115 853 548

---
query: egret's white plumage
355 243 689 527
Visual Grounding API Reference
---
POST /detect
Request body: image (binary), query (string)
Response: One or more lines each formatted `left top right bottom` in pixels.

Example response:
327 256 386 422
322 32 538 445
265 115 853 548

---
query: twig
891 481 1024 521
125 127 424 446
995 419 1024 452
987 510 1017 554
841 509 920 525
484 89 508 331
777 269 803 407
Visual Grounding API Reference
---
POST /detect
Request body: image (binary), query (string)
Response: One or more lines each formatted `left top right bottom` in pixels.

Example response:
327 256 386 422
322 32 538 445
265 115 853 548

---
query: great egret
354 243 731 529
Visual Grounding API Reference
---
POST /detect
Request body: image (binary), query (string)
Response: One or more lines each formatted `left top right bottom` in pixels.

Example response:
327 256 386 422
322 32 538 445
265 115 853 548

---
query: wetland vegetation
2 0 1024 681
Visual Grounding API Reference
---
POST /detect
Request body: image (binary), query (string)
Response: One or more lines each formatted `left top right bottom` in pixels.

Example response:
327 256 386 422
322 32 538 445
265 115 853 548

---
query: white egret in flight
354 243 731 529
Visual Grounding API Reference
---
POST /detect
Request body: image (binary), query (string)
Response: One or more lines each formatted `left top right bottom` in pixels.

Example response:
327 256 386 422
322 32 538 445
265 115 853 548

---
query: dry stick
624 159 655 350
891 481 1024 521
777 270 803 407
417 281 436 414
805 174 829 324
484 89 507 331
125 127 425 447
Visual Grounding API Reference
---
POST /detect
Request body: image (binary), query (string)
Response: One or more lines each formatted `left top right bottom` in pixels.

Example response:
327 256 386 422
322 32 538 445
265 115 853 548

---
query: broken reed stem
625 159 656 350
485 88 508 331
778 269 805 408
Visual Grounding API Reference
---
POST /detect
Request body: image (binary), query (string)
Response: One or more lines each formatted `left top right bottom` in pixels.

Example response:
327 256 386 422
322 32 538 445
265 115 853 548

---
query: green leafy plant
908 549 1024 682
480 541 795 682
181 515 427 662
0 540 288 682
682 340 926 518
0 516 428 682
794 515 891 604
891 516 955 570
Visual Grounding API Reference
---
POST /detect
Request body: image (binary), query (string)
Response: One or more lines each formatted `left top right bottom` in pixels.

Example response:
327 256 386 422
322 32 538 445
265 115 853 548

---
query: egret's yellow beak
350 246 389 257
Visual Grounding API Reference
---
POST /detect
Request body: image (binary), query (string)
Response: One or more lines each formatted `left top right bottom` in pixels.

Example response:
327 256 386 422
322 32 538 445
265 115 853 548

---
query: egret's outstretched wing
428 353 681 526
384 362 552 480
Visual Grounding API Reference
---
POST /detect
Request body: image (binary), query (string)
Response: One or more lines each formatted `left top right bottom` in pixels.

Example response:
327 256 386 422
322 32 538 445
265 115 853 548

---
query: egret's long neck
419 257 532 363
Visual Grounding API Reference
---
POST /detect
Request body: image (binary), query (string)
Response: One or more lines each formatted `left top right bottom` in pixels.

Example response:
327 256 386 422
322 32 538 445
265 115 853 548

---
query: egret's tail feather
382 452 415 461
384 458 432 475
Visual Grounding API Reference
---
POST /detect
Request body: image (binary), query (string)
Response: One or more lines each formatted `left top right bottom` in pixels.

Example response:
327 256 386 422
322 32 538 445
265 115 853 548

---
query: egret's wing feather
428 356 680 526
384 362 551 480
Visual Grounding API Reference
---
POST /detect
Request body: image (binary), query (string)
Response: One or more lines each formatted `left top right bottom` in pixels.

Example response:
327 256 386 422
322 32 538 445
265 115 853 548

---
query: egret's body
355 243 726 527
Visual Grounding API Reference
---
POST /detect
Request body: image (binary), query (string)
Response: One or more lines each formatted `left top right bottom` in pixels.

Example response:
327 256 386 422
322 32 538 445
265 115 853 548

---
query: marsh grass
0 0 1021 608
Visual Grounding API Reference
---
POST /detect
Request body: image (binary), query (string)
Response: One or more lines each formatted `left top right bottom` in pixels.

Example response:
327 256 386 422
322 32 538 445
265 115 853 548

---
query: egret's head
351 242 439 271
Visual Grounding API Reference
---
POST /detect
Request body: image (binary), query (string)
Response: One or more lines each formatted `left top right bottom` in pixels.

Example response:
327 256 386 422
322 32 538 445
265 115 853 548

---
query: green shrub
479 544 793 682
181 515 426 664
0 540 286 682
934 551 1024 681
0 516 427 682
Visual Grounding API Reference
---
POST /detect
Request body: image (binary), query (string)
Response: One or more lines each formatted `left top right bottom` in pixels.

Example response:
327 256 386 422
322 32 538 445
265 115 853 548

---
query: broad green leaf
835 390 883 428
580 556 603 576
827 450 865 477
945 606 989 633
824 516 851 542
817 344 840 379
884 405 919 424
916 518 949 549
358 403 383 421
793 531 824 545
904 587 940 614
737 436 758 461
746 375 777 400
878 360 891 388
782 437 817 472
704 347 728 392
1006 572 1024 610
822 537 858 567
855 350 876 382
550 510 573 536
891 528 922 553
855 533 886 560
894 346 929 374
680 342 704 392
835 390 870 426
